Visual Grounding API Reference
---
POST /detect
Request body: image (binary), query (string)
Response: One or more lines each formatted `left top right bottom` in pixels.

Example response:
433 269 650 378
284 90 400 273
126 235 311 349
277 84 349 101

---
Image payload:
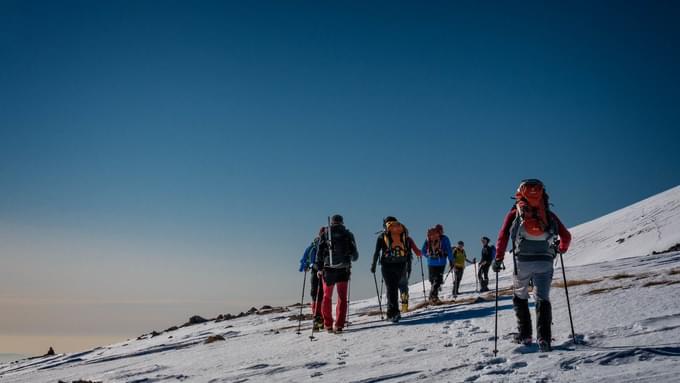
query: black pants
478 262 490 289
428 265 446 299
453 267 464 295
381 262 407 319
310 271 324 316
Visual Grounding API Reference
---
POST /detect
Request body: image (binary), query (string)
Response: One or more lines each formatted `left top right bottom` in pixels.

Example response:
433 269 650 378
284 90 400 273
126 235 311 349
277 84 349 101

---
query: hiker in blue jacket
299 228 325 330
421 224 454 304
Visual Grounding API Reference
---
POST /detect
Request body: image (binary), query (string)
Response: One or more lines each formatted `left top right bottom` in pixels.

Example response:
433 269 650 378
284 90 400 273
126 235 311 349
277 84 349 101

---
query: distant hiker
371 218 416 322
421 224 453 304
478 236 495 292
493 179 571 352
299 227 325 330
315 215 358 333
451 241 473 297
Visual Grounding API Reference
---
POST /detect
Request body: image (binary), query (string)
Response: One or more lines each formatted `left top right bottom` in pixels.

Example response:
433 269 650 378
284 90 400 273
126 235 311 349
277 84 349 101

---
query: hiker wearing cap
371 217 416 322
421 224 453 304
315 215 358 333
493 179 571 351
478 236 495 292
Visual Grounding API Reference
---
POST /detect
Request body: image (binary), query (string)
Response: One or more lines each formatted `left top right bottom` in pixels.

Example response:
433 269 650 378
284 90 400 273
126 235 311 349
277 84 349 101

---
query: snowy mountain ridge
1 185 680 382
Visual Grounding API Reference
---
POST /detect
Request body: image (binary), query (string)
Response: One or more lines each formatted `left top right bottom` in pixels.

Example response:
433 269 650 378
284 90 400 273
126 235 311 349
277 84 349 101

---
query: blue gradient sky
1 1 679 354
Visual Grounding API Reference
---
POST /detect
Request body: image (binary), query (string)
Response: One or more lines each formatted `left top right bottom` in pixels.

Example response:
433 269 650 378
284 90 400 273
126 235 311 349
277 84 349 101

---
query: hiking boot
333 327 343 334
538 338 552 352
513 333 532 346
536 299 552 347
513 295 533 342
313 317 324 331
400 292 409 313
390 314 401 323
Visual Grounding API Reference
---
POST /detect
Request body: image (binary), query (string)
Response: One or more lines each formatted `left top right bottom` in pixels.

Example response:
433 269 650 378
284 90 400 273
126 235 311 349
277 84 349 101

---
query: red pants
322 280 348 330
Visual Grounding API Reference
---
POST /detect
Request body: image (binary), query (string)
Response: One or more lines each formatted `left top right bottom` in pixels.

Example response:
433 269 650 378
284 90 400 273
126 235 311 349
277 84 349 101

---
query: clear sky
1 0 679 355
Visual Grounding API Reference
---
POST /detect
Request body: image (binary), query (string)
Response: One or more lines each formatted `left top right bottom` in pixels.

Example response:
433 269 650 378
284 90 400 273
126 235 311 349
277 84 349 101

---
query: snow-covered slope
2 186 680 383
565 185 680 265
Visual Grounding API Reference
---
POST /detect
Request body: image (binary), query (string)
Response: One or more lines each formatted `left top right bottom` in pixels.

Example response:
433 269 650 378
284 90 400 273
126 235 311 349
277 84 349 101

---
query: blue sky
1 0 679 354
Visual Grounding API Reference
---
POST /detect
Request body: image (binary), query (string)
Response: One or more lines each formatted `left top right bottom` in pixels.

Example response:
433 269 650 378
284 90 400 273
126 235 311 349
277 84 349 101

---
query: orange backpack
426 227 443 257
384 221 409 257
513 179 554 237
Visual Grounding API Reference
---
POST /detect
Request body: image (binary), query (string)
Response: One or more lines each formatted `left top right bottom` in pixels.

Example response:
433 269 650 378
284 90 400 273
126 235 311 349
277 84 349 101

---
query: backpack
509 179 558 259
426 227 443 258
324 225 356 267
382 221 410 259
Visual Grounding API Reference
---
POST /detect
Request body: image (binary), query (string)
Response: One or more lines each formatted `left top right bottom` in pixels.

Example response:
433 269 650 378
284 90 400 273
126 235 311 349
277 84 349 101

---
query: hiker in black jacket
478 236 495 292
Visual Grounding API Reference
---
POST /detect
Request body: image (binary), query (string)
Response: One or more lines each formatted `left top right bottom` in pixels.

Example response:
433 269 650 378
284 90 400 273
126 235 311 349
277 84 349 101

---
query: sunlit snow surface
2 186 679 382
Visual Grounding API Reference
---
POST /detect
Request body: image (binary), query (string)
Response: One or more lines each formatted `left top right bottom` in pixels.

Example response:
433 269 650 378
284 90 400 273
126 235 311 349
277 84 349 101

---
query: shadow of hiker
346 296 515 333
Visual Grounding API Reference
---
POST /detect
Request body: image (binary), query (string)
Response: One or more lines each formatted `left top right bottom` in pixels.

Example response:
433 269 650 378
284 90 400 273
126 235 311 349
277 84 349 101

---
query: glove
317 270 323 278
558 243 569 254
370 265 376 274
492 260 505 273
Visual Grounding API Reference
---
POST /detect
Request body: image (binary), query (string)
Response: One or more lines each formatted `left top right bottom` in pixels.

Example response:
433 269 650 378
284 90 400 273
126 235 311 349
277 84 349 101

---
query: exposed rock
246 307 258 315
45 346 55 356
204 335 226 344
182 315 209 327
164 326 179 332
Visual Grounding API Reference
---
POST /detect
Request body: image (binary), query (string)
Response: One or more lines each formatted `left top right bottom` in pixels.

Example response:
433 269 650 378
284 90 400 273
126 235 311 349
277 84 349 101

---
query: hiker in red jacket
493 179 572 352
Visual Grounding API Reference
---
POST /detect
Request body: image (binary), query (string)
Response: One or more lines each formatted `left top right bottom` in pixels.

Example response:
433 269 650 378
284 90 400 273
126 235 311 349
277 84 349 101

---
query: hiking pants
453 267 464 295
478 262 490 285
428 265 445 300
381 262 406 318
310 271 324 317
321 268 350 330
398 268 409 295
513 260 554 302
513 260 554 341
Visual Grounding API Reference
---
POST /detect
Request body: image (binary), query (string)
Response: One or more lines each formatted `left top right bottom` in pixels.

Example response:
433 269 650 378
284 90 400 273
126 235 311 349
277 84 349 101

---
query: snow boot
390 314 401 323
313 316 324 331
480 280 489 292
513 333 532 346
513 295 533 342
325 327 334 334
538 338 552 352
334 327 343 334
536 299 552 351
401 292 409 313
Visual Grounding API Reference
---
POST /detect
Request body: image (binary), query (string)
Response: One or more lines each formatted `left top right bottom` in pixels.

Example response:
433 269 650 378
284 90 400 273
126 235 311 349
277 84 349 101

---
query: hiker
299 227 325 330
493 179 571 351
371 218 416 322
478 236 495 292
380 217 424 313
315 215 359 333
421 224 453 304
451 241 473 297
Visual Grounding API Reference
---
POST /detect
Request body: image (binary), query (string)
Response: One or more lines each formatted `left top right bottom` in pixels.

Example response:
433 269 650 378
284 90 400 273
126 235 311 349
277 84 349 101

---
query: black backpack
324 225 357 267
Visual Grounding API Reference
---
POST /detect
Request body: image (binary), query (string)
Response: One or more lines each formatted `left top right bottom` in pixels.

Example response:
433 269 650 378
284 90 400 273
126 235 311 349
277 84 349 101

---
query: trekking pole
346 270 351 328
373 273 384 320
493 262 505 356
493 269 500 356
419 256 427 302
309 273 323 341
296 268 308 335
473 259 479 293
559 251 578 345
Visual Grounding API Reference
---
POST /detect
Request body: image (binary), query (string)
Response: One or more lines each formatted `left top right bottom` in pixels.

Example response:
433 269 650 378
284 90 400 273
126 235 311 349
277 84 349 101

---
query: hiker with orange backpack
315 215 359 334
493 179 571 352
371 217 416 322
421 224 453 304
